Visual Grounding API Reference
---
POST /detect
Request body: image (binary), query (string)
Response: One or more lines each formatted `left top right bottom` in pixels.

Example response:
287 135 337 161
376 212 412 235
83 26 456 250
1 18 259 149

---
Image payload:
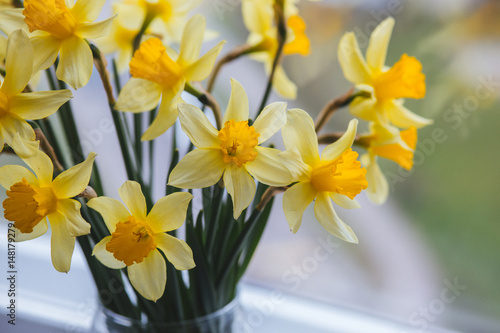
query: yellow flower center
0 90 9 117
310 149 368 199
372 54 426 101
23 0 76 39
129 38 182 88
106 216 157 266
141 0 172 20
3 178 57 233
372 126 417 170
283 15 310 56
218 120 260 167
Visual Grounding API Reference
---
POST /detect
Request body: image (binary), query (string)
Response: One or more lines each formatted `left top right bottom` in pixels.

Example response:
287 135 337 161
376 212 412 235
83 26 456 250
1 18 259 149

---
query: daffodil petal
253 102 287 144
273 65 297 100
57 198 90 236
177 103 219 148
242 0 273 34
2 29 33 97
52 152 96 198
119 180 147 221
277 147 311 182
31 35 61 73
155 233 195 270
168 148 225 189
363 154 388 205
282 108 319 166
338 32 371 85
0 9 28 35
92 236 127 269
0 165 37 189
366 17 394 72
183 40 225 82
314 192 358 243
70 0 106 21
246 146 292 186
223 78 249 123
75 16 115 40
0 35 7 61
283 182 316 233
0 115 36 147
87 197 130 232
115 78 163 113
330 193 361 209
147 192 192 233
10 90 72 120
128 250 166 302
349 96 378 122
388 100 433 129
224 164 255 219
179 14 205 64
56 36 93 89
11 220 48 242
49 213 76 273
321 118 358 161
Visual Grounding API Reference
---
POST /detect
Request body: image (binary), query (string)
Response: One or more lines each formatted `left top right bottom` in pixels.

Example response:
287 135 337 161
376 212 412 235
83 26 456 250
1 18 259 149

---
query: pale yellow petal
278 147 311 182
147 192 192 233
52 152 96 198
223 78 249 123
314 192 358 243
70 0 106 22
0 9 28 35
2 29 33 97
387 100 433 129
252 102 287 144
349 96 378 122
362 154 388 205
0 35 6 61
223 164 255 219
155 233 195 270
178 14 205 64
10 90 72 119
321 118 358 161
49 213 76 272
273 65 297 100
366 17 394 72
118 180 147 221
128 250 166 302
168 149 225 189
242 0 273 34
330 193 361 209
75 16 116 40
115 78 163 113
283 181 316 233
56 198 90 237
182 40 225 82
282 108 319 166
245 146 292 186
177 103 219 148
56 36 93 89
31 35 61 73
92 236 126 269
11 220 48 242
338 32 372 84
0 115 36 147
0 165 37 189
87 197 130 232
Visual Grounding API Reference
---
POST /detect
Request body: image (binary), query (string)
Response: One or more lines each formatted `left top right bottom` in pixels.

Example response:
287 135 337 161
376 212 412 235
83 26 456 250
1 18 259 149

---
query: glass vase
91 297 241 333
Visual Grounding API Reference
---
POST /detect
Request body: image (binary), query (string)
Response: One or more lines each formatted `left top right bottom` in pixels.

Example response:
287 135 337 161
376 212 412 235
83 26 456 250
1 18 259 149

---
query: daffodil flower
0 136 96 272
88 181 195 302
169 79 292 219
0 29 72 150
114 14 225 141
0 0 115 89
242 0 311 99
360 124 417 204
338 17 432 133
279 109 367 243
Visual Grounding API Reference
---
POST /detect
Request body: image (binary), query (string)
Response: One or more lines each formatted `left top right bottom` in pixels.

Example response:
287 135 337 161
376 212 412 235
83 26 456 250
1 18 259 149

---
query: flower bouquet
0 0 432 331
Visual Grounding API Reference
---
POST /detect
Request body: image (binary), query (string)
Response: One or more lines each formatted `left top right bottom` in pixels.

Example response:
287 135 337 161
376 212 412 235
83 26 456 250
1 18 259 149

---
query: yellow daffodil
279 109 367 243
360 124 417 204
0 136 96 272
338 17 432 133
0 0 115 89
242 0 311 99
119 0 202 43
0 0 12 8
0 30 72 150
114 14 225 141
88 180 195 302
169 79 292 219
